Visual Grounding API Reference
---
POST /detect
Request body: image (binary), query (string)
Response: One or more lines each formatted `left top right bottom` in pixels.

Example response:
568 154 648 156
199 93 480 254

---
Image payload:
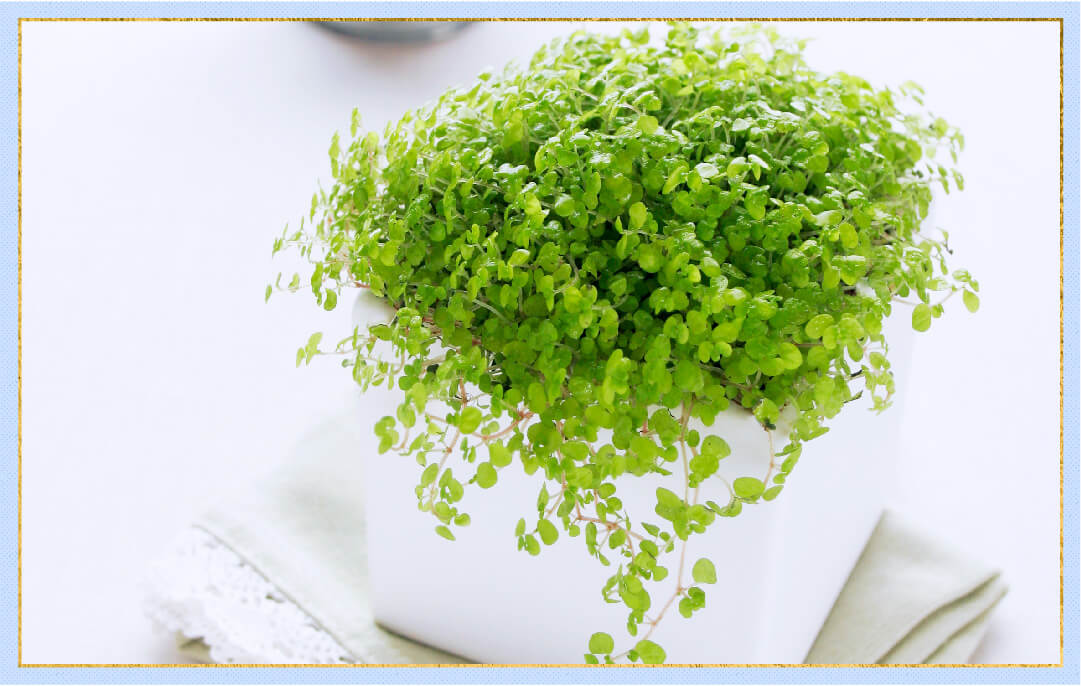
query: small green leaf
458 406 483 434
777 342 803 370
435 525 455 541
523 534 541 556
420 463 439 486
912 303 933 332
744 189 767 220
700 435 730 459
554 194 576 217
628 201 647 229
805 314 833 338
692 558 717 584
475 462 498 489
726 156 749 179
694 162 719 179
537 519 559 545
508 248 531 267
635 639 666 664
733 477 765 499
589 632 614 654
637 115 660 134
637 244 663 273
527 382 548 412
489 442 513 467
814 209 843 227
963 290 980 313
838 222 859 249
323 289 337 311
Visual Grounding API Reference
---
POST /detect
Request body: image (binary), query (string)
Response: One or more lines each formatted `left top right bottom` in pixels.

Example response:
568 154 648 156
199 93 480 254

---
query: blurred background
18 20 1061 664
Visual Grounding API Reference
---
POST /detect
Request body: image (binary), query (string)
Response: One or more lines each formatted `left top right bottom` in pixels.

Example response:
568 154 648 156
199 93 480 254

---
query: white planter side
354 293 914 664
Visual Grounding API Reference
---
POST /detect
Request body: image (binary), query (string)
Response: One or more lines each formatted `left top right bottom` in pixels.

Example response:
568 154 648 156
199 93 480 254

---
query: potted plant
270 23 978 664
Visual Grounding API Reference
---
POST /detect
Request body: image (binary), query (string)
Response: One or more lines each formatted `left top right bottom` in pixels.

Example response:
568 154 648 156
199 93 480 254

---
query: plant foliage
271 23 977 662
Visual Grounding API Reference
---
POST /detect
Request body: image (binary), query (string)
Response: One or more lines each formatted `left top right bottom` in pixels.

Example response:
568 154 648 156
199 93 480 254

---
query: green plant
270 23 977 663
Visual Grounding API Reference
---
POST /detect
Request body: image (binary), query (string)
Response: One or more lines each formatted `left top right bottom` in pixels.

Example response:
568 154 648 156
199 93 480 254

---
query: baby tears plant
270 23 978 663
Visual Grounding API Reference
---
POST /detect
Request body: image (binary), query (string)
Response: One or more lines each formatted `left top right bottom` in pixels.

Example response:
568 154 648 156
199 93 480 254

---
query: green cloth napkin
804 510 1007 664
169 411 1005 665
189 411 466 665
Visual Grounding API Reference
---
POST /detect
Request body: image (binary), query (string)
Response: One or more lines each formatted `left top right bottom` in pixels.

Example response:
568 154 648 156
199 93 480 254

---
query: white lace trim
143 527 354 664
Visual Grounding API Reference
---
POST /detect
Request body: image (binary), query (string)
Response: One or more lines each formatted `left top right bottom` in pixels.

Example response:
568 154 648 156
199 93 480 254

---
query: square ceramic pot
354 293 914 664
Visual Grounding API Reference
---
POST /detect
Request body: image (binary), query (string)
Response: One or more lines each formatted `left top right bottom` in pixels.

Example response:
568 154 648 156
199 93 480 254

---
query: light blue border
2 2 1076 683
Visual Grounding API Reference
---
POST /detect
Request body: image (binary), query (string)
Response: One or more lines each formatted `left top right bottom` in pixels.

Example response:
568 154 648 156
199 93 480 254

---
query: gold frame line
12 14 1068 669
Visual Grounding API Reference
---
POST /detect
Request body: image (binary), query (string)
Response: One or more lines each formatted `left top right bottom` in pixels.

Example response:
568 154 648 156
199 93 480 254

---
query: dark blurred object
318 21 470 42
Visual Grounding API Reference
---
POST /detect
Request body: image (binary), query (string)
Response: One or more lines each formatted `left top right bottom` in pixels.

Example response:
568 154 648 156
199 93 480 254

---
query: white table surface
19 19 1062 665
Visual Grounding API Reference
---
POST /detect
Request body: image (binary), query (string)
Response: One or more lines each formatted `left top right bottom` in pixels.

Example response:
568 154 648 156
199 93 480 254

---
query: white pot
354 293 914 664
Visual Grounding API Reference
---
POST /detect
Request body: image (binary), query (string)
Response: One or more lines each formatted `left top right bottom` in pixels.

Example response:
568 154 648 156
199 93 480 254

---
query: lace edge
141 526 356 665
